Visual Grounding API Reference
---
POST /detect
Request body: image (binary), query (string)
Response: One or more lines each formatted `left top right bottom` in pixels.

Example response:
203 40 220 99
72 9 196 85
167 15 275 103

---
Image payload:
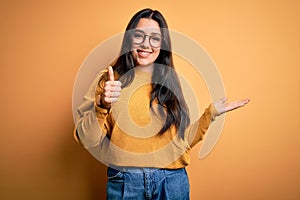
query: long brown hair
103 8 190 139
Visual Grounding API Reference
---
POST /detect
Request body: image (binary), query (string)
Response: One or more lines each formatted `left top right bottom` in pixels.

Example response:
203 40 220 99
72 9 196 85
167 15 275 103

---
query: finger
244 99 251 103
110 97 119 103
221 97 228 103
104 84 121 93
108 66 114 81
113 81 122 87
103 96 111 104
226 99 250 112
104 97 118 104
234 99 250 107
106 81 122 88
104 91 120 98
239 99 250 106
218 97 227 104
113 85 122 92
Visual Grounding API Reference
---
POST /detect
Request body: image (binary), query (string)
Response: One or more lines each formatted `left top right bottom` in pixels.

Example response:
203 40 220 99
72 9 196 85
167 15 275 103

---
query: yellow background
1 0 299 199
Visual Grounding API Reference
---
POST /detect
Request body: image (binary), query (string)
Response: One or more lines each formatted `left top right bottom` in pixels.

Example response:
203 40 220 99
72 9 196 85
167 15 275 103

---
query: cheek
131 45 139 58
152 49 160 60
131 50 137 59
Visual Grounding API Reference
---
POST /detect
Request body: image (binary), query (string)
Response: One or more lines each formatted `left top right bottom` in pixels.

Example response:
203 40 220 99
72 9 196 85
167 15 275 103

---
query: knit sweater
74 68 219 169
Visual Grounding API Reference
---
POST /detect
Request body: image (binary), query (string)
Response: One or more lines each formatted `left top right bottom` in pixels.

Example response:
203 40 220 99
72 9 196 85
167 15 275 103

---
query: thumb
108 66 114 81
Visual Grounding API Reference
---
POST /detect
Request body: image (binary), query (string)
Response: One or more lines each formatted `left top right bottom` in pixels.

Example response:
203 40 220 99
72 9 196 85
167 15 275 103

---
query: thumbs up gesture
96 66 122 109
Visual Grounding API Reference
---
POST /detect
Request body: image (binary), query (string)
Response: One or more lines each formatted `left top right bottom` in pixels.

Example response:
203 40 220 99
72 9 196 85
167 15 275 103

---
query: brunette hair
103 8 190 139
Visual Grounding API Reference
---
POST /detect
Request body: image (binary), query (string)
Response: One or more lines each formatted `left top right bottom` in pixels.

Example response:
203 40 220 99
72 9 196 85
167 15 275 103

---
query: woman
75 8 249 200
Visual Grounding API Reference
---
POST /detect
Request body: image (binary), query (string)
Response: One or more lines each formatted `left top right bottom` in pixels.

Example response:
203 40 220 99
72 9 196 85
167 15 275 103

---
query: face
131 18 161 66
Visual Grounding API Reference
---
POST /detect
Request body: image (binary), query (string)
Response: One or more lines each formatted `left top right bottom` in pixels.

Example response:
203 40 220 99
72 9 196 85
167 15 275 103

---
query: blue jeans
106 167 190 200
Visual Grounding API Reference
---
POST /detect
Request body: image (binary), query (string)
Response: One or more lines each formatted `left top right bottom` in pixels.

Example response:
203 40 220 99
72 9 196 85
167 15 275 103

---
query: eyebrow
134 29 161 35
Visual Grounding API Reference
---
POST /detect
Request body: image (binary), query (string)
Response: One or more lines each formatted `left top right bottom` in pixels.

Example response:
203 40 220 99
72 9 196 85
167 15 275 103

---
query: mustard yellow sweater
75 68 219 169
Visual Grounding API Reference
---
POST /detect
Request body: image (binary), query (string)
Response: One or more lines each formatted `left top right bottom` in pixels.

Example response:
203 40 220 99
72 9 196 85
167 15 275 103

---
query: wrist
97 98 111 109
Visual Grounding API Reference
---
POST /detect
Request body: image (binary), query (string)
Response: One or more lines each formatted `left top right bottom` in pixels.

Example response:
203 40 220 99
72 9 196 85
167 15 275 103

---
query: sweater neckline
134 67 153 81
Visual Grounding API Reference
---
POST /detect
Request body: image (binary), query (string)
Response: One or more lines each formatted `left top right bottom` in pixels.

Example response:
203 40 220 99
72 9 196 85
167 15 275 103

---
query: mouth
137 49 152 58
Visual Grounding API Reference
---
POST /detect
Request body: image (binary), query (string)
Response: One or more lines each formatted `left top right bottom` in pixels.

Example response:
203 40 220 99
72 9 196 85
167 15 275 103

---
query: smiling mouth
137 49 152 57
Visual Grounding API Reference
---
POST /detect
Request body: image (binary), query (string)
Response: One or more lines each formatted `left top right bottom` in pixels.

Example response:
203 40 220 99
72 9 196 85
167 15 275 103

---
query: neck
135 64 154 73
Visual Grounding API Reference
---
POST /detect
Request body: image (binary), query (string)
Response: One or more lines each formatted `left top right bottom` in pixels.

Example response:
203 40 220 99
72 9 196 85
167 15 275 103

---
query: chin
137 62 151 66
136 58 153 66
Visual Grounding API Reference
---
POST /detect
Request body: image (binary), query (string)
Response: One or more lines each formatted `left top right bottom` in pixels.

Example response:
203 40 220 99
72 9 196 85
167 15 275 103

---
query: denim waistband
109 165 184 174
106 166 189 199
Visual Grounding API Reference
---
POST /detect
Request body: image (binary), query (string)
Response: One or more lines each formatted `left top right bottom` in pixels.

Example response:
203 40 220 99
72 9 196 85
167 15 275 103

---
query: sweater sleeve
73 70 110 149
187 103 220 148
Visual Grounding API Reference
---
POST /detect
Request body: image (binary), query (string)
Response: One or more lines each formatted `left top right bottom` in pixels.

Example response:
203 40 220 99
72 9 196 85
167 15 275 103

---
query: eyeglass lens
132 30 162 48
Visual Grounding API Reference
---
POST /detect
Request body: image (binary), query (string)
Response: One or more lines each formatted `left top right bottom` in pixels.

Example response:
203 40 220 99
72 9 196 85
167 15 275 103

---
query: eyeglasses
132 30 162 48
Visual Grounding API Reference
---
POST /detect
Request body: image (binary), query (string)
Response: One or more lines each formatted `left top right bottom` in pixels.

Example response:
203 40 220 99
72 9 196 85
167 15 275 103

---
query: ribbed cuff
208 103 221 121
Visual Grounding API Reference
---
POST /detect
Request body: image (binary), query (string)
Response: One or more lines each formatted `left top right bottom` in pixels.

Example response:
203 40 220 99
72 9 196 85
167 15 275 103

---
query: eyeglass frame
131 29 163 48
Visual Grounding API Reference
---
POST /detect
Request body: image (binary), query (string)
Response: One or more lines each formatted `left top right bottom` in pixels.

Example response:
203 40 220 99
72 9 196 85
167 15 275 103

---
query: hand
213 97 250 115
96 66 122 108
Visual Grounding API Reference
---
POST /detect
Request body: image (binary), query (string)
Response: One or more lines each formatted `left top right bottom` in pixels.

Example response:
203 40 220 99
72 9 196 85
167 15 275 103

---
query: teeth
138 50 151 57
138 49 151 52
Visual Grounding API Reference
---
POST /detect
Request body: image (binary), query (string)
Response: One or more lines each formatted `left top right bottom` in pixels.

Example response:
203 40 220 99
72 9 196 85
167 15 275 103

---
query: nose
141 35 151 48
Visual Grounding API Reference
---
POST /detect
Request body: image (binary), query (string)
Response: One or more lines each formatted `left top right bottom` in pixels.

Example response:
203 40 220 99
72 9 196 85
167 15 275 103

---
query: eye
133 32 144 39
151 36 161 42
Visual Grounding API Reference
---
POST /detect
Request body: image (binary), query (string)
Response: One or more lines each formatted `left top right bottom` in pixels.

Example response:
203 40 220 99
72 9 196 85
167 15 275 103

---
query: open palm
214 97 250 115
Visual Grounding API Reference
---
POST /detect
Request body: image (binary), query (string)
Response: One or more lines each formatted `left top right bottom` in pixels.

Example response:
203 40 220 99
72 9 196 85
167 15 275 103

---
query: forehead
136 18 161 34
